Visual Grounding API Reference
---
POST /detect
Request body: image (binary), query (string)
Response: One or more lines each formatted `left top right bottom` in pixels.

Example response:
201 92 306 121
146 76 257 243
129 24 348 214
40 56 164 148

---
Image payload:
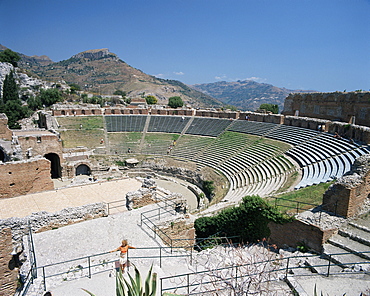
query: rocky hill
192 80 315 112
14 47 222 108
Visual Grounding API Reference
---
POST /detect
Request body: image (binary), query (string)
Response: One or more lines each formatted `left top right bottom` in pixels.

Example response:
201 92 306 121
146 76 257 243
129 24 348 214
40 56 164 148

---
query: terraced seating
228 120 277 136
140 133 177 155
185 117 233 137
147 116 190 133
171 135 215 160
101 115 370 201
265 124 320 145
285 132 370 188
106 115 147 132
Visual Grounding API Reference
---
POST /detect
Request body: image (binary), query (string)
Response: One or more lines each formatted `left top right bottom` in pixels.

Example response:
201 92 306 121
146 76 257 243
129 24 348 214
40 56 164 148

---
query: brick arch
44 153 62 178
76 164 91 176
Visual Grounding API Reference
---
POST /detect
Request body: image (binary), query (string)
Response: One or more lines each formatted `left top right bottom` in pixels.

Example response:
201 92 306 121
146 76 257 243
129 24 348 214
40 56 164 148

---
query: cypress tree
2 71 19 103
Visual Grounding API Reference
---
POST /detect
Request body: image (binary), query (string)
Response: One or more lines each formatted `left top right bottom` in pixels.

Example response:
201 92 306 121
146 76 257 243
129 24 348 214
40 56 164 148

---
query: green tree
26 96 43 111
113 90 126 97
2 71 18 103
0 49 21 67
145 95 158 105
0 71 30 128
68 83 81 94
168 96 184 108
259 103 279 114
36 88 62 107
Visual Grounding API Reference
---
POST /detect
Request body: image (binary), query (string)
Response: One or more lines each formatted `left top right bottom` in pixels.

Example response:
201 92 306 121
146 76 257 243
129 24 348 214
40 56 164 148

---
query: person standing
110 240 136 272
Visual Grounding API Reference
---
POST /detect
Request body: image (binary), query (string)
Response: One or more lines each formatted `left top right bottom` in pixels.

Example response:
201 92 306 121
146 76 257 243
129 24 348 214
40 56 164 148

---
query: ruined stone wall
16 133 63 161
240 111 284 124
0 203 108 295
0 114 12 140
268 220 336 253
0 228 18 296
0 158 54 198
282 92 370 127
323 154 370 217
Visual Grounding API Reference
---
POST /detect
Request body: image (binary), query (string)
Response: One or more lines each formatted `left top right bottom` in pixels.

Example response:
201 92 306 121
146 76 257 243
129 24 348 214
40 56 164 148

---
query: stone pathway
0 178 141 219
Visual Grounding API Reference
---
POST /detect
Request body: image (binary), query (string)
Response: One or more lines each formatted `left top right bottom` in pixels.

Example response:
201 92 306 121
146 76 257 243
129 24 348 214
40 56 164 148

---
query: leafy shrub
195 195 293 244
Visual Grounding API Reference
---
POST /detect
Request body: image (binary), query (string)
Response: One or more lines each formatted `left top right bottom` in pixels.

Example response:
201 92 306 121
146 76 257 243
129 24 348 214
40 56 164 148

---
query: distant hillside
12 47 222 108
192 80 315 112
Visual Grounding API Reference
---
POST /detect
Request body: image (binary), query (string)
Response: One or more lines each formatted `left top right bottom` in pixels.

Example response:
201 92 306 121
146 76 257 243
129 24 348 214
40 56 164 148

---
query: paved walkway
0 178 141 219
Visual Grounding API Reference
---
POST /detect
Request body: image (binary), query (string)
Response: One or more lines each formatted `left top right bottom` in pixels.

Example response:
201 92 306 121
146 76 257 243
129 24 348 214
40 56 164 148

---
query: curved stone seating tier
185 117 233 137
105 115 147 132
264 125 320 146
102 115 370 202
228 120 277 136
147 116 191 133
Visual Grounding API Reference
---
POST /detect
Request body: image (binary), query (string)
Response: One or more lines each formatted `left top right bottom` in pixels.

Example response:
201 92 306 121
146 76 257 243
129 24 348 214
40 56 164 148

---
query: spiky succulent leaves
123 265 143 296
116 269 126 296
81 288 96 296
144 265 157 296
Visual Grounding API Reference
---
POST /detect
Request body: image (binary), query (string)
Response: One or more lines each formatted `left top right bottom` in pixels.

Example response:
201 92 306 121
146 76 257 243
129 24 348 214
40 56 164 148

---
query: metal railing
160 250 370 295
36 245 191 292
14 222 37 296
140 198 194 252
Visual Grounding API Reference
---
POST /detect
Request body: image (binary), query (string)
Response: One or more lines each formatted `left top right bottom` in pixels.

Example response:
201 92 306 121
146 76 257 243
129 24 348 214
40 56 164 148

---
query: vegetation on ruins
202 180 215 199
145 95 158 105
82 94 106 107
194 195 292 244
168 96 184 108
259 103 279 114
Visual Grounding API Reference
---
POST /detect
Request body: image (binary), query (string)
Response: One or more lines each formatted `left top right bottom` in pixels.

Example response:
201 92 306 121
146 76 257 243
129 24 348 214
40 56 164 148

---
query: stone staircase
323 219 370 273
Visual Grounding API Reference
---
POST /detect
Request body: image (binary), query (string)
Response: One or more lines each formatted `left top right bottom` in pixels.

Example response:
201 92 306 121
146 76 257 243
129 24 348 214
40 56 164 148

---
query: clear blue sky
1 0 369 91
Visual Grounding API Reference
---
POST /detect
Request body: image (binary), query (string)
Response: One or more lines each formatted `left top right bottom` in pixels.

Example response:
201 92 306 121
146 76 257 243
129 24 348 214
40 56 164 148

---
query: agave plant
82 264 157 296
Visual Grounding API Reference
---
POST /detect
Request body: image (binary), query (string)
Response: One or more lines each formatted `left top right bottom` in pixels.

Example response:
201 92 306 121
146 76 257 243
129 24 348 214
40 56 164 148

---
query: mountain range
193 80 315 112
1 45 314 111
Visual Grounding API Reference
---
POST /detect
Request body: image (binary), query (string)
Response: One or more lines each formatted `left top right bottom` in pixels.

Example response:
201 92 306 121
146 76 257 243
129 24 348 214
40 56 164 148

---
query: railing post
140 213 143 227
160 278 163 296
285 258 290 279
187 273 190 295
158 207 161 220
160 247 162 268
296 202 299 214
42 267 46 291
88 256 91 278
326 255 331 277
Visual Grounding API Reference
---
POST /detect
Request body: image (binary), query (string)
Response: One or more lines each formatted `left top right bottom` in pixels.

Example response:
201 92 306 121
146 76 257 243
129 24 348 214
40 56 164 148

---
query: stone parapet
323 154 370 217
268 219 336 253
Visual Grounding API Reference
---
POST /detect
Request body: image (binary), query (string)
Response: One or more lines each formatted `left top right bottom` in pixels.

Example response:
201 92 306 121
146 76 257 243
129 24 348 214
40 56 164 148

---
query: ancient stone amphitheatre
1 93 370 295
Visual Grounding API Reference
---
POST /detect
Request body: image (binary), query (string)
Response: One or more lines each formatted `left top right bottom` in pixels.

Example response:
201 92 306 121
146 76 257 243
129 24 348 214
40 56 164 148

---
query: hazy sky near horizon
1 0 369 92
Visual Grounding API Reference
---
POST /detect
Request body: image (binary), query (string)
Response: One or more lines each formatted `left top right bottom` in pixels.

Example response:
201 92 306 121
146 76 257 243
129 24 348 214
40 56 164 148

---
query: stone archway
0 148 5 162
76 164 91 176
44 153 62 179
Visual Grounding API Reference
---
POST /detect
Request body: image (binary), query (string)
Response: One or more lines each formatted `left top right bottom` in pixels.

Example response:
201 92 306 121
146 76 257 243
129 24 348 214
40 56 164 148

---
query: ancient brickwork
0 158 54 198
0 114 12 141
268 220 336 253
323 154 370 217
0 228 17 296
283 92 370 127
14 131 63 161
